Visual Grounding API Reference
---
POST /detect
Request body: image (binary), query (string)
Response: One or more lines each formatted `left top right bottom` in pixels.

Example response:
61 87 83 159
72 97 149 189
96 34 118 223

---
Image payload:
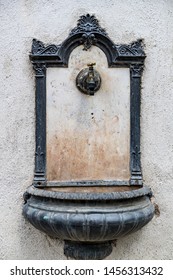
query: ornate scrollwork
30 16 145 62
80 33 97 50
116 40 145 57
32 38 59 55
35 145 44 169
70 14 108 36
32 62 46 76
130 63 144 77
32 39 45 54
131 145 141 171
69 14 108 50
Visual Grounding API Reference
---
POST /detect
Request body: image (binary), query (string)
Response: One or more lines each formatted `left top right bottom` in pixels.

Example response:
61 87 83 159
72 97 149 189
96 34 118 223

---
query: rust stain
150 196 160 217
47 121 130 181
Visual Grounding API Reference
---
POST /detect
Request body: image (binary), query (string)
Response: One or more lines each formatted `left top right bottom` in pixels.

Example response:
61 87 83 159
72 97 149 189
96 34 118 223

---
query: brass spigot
76 62 101 96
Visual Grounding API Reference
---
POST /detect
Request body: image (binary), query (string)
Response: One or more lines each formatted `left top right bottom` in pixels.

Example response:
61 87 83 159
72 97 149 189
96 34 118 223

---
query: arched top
59 31 115 67
30 14 146 67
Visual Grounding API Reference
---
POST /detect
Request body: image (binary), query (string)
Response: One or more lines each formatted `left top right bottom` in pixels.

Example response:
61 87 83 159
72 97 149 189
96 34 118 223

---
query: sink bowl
23 185 154 259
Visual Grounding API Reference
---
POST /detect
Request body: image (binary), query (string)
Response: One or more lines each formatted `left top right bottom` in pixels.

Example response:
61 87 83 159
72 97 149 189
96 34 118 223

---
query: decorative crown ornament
69 14 107 50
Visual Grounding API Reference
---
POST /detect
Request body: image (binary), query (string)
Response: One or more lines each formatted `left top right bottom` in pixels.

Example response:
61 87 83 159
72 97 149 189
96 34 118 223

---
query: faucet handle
76 62 101 95
87 62 96 67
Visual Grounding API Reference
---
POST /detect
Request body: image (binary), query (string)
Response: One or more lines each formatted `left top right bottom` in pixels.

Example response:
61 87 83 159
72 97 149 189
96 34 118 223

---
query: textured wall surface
0 0 173 259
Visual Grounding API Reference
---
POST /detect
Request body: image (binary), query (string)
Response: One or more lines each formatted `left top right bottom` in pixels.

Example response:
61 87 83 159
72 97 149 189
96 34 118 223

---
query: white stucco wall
0 0 173 259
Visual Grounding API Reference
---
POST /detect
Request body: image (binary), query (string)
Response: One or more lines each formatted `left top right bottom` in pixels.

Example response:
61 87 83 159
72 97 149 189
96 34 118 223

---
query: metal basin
23 185 154 259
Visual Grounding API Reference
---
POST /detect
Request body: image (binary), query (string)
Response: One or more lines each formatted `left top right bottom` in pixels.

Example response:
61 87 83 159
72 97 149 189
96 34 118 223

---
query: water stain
46 46 130 182
47 128 130 181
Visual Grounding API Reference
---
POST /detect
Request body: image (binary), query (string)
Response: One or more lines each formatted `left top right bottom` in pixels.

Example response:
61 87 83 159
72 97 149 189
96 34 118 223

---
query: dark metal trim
130 64 144 185
46 180 129 187
32 63 47 187
26 185 152 201
30 14 146 188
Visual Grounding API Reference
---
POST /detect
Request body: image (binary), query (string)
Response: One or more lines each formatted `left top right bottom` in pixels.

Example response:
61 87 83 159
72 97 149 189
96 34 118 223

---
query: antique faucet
76 62 101 95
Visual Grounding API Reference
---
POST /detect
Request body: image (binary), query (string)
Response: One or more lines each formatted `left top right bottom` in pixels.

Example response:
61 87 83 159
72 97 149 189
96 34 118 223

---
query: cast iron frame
30 14 146 188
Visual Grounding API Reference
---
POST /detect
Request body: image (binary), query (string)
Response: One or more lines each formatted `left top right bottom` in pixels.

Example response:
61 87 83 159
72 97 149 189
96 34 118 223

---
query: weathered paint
46 46 130 181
